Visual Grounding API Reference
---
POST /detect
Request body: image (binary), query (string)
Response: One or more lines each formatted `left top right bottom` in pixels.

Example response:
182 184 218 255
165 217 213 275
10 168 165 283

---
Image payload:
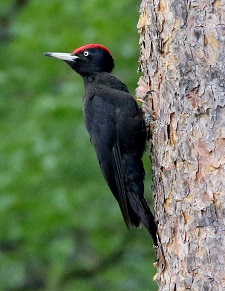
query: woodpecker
44 44 158 246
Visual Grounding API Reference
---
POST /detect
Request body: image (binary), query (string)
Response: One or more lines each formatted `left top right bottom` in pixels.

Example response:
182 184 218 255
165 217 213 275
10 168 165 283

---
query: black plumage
44 44 158 246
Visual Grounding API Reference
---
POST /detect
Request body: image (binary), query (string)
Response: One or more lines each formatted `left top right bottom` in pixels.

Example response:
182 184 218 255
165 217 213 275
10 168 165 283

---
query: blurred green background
0 0 157 290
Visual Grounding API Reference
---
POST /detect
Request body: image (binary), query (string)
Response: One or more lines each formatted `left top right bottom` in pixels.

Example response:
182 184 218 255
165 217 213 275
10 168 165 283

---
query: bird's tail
139 197 158 246
128 194 158 246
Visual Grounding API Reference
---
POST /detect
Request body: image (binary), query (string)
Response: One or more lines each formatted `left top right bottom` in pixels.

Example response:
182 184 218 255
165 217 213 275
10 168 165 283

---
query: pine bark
137 1 225 290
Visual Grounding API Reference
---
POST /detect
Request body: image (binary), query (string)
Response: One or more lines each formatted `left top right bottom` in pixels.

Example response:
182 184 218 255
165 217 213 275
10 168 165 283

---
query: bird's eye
83 51 89 57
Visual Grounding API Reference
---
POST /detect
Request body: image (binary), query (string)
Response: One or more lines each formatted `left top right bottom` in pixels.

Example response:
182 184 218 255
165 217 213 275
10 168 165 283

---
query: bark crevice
137 1 225 290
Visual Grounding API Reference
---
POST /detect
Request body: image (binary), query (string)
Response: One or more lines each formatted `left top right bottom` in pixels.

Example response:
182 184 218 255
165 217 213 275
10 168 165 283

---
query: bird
43 44 158 246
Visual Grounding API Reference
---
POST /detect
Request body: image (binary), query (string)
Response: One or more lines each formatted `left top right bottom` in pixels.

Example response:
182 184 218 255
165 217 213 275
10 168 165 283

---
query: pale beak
43 52 79 62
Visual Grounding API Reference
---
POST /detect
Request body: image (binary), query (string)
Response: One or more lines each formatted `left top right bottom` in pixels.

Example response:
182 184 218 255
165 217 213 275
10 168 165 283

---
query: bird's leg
137 90 156 141
137 90 155 117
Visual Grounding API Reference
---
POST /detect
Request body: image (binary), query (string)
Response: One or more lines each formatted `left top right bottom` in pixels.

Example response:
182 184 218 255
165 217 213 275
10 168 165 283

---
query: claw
143 90 156 101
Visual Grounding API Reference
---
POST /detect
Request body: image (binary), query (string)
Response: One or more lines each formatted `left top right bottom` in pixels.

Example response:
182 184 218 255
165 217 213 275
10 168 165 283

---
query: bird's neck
83 72 105 84
83 72 129 94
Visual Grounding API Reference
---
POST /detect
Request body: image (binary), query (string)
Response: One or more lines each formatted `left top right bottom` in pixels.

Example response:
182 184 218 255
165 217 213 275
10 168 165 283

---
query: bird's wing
111 142 130 226
84 91 157 244
85 94 131 226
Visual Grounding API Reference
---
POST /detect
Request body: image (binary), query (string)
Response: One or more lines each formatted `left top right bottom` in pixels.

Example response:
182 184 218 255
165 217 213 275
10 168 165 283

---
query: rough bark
137 1 225 290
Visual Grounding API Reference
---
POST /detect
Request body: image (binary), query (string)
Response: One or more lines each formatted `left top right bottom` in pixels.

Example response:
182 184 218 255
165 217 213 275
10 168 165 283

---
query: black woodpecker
44 44 158 246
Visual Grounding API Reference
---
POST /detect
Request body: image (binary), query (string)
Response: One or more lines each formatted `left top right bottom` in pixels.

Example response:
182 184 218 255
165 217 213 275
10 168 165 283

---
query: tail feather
128 194 158 246
139 197 158 246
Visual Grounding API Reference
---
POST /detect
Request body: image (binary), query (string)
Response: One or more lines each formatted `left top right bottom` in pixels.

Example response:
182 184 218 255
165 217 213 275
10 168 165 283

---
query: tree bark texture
137 1 225 290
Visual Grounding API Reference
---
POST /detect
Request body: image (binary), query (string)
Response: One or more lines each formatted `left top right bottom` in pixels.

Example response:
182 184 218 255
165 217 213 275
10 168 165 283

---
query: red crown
73 44 112 55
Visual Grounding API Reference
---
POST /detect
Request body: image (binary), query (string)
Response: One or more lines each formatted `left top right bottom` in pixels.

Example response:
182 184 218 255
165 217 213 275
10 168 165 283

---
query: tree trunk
137 1 225 290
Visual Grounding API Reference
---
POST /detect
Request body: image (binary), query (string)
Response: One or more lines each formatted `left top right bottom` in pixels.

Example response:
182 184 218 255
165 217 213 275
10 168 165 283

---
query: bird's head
43 44 114 77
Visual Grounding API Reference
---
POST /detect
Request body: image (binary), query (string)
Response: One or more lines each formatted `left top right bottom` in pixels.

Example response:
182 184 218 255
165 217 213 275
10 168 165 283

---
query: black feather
83 73 158 246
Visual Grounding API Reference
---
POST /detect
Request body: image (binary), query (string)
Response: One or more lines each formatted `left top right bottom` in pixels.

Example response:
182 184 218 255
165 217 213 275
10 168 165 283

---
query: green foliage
0 0 157 290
